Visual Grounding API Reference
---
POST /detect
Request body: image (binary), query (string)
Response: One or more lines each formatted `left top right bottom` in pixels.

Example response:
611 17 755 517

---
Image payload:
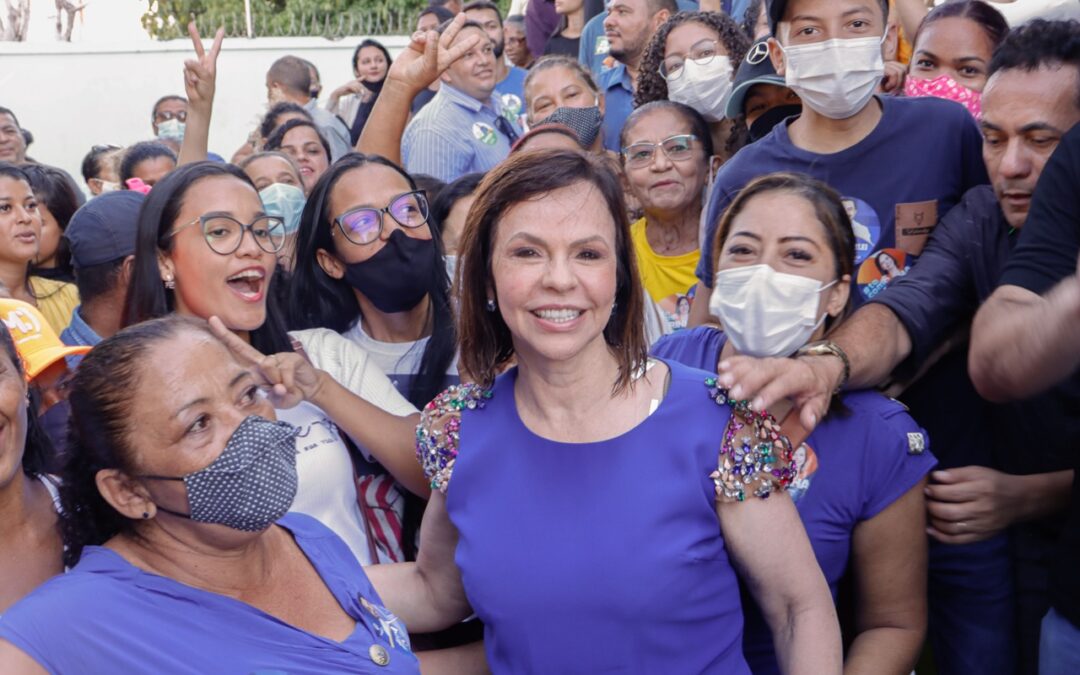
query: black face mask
343 229 434 314
748 104 802 142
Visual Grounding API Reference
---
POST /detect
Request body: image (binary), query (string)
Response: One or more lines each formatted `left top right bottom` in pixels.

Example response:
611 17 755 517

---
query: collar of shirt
599 62 632 93
439 82 503 117
59 305 101 348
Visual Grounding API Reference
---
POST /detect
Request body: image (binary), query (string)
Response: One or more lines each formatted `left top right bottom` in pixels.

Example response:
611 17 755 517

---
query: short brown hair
457 150 647 392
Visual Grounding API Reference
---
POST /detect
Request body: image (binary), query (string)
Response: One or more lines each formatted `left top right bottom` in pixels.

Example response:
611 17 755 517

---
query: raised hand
208 316 325 410
386 13 483 95
716 353 843 431
183 22 224 111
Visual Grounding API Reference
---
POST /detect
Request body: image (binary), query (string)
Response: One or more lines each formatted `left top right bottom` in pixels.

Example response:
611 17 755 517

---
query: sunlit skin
714 191 850 362
909 16 996 92
743 83 802 127
243 155 302 192
158 175 277 338
441 26 498 101
278 126 330 194
0 113 27 164
491 180 618 368
131 156 177 188
525 64 604 127
623 110 707 217
980 66 1080 229
356 46 388 83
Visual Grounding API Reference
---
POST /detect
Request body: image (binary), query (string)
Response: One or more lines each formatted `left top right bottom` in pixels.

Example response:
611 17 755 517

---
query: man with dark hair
60 190 145 352
504 14 534 69
465 1 528 124
708 17 1080 675
597 0 676 151
151 95 188 152
429 0 461 13
402 20 522 182
265 55 351 160
0 106 27 163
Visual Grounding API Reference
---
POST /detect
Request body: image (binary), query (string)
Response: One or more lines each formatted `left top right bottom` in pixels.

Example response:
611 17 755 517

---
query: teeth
535 309 581 323
228 270 262 281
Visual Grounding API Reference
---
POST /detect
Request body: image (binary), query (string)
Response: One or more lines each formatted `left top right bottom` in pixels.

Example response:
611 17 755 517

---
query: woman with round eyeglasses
636 11 750 162
620 101 713 339
123 161 427 568
287 154 457 568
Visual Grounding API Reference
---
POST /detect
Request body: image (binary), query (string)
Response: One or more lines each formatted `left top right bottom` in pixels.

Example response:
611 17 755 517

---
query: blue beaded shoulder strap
705 377 797 503
415 383 493 493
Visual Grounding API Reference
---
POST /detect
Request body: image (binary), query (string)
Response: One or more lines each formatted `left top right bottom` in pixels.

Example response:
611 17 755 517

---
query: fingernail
752 397 764 411
718 360 730 371
807 413 817 427
718 374 733 387
729 385 742 399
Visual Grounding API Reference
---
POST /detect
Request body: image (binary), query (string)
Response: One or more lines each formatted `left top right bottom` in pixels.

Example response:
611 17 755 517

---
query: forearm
830 303 912 390
178 106 210 165
1013 470 1073 523
356 79 417 162
970 280 1080 401
892 0 928 43
843 626 925 675
310 373 428 496
773 603 844 675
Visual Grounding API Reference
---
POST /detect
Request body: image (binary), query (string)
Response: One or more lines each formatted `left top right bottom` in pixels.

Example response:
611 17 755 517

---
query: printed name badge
841 196 881 265
472 122 497 146
894 200 938 256
595 35 610 56
856 247 910 301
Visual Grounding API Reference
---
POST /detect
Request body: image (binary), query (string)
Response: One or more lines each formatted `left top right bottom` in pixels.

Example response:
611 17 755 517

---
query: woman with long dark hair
328 39 393 146
23 164 78 284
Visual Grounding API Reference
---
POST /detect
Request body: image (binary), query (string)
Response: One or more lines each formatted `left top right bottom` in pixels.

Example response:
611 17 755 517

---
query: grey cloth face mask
142 415 300 532
538 105 603 149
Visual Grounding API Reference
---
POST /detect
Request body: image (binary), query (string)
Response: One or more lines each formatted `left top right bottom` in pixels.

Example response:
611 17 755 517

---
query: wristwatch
795 340 850 394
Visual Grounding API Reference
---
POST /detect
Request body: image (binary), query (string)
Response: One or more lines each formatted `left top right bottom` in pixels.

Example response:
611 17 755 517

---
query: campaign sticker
501 93 523 120
472 122 497 146
840 196 881 265
595 35 610 56
857 247 910 300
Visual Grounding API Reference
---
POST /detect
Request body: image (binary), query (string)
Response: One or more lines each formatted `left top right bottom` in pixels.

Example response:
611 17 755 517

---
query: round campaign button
369 644 390 666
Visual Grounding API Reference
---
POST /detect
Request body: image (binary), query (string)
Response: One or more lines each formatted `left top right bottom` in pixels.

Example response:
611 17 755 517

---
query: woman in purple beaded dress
366 150 841 674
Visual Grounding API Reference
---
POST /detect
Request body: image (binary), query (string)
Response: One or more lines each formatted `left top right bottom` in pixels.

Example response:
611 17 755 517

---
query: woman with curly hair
635 11 750 161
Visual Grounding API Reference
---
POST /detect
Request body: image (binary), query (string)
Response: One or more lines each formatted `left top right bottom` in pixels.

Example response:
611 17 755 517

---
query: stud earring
142 511 150 519
485 299 497 312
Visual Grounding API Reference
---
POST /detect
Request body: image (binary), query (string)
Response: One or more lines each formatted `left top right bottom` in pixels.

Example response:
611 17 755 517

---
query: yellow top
29 276 80 334
630 218 699 332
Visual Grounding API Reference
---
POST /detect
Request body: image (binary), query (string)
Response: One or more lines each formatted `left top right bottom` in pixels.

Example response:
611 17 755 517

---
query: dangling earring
163 275 175 290
485 298 497 312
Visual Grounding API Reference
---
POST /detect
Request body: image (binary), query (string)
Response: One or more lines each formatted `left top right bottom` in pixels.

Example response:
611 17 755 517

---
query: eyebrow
173 371 253 419
728 231 822 247
915 49 986 65
507 231 609 248
981 121 1064 135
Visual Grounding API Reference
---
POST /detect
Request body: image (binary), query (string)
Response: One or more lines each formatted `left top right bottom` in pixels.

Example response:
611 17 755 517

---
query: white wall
0 35 408 193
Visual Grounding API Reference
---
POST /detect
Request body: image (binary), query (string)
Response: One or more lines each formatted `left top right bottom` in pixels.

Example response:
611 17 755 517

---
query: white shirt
343 321 459 398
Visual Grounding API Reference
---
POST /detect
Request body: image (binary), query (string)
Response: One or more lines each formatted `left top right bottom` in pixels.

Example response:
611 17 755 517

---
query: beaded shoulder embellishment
415 383 493 493
705 377 797 502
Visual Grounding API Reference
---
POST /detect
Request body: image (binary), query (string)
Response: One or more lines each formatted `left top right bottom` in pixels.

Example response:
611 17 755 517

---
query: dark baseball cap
64 190 145 268
725 38 788 119
767 0 788 34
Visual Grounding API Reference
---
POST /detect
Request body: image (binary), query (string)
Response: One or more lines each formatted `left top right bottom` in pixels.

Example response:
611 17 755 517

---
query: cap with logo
64 190 145 269
0 299 90 380
725 37 790 119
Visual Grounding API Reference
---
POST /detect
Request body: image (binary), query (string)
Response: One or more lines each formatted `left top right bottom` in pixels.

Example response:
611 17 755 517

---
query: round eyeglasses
660 39 721 80
334 191 430 246
622 134 699 168
168 214 287 256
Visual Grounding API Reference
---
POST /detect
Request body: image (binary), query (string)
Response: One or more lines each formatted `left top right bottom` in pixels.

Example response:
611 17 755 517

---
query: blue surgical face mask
259 183 306 235
157 118 186 143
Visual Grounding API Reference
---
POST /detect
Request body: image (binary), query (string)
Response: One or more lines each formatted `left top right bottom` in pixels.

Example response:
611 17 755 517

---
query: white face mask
780 36 884 120
665 56 734 122
709 264 837 358
157 118 186 143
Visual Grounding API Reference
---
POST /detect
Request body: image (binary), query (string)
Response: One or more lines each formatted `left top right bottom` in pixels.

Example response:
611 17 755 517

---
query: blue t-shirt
698 95 989 307
652 327 937 675
598 62 635 152
578 13 611 79
446 361 751 673
0 514 420 675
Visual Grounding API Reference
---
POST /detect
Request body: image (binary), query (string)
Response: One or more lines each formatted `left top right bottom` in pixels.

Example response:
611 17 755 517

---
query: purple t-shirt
0 513 419 674
652 327 937 674
446 361 752 673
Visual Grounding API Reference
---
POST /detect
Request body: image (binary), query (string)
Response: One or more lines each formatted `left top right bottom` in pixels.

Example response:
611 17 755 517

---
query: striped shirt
401 83 521 182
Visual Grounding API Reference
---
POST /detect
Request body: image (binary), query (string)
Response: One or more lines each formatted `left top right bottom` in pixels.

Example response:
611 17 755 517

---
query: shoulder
833 390 928 448
416 383 494 493
885 95 976 132
2 549 130 625
30 276 77 299
651 326 725 372
944 185 1004 231
289 327 367 371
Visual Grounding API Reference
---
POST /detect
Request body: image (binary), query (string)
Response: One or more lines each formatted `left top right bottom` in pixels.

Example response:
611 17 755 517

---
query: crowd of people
0 0 1078 672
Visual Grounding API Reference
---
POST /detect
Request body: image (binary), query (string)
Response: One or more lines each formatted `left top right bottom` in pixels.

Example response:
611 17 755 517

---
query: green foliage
140 0 430 40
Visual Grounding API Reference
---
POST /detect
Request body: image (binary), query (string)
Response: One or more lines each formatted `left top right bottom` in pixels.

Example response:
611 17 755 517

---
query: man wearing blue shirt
707 19 1080 675
402 20 522 183
465 1 529 124
598 0 676 151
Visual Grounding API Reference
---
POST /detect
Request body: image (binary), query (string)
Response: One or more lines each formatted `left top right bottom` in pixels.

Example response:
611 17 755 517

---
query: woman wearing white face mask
653 172 935 675
636 12 750 162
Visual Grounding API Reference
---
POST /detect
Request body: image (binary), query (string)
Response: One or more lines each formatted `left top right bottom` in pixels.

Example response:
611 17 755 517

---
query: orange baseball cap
0 299 91 380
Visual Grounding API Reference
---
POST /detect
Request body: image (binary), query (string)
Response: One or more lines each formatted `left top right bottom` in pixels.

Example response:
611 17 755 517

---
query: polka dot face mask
142 416 301 532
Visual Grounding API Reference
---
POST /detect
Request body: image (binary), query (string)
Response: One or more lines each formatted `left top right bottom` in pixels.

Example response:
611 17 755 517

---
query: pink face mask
904 73 982 119
124 177 152 195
